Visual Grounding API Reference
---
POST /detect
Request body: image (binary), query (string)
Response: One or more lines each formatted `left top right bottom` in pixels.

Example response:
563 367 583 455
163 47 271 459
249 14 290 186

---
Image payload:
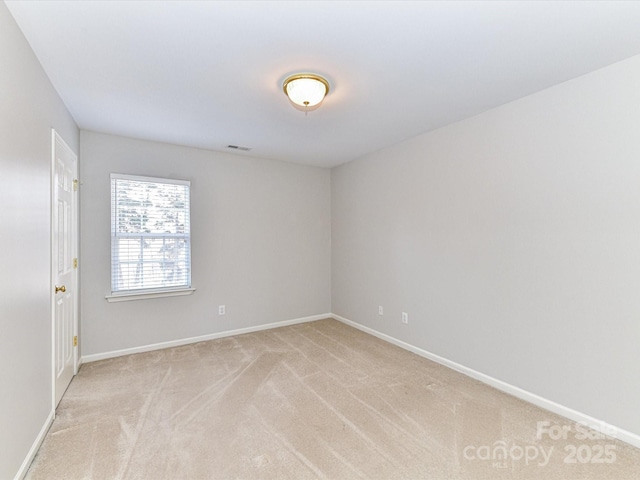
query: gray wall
80 131 331 356
332 54 640 437
0 2 79 478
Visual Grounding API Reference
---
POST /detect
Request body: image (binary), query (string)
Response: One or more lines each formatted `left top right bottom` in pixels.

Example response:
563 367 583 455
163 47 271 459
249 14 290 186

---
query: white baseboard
332 313 640 450
81 313 331 364
14 409 54 480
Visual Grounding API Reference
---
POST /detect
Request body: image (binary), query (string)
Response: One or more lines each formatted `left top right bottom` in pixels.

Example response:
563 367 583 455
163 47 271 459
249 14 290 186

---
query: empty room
2 1 640 479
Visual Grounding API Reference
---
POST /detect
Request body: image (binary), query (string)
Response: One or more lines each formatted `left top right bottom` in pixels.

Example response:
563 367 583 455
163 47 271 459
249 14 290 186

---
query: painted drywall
0 2 79 478
80 131 331 356
332 54 640 438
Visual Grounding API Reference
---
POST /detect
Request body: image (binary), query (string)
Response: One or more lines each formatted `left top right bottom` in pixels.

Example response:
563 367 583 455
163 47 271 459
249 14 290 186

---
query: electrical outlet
402 312 408 324
378 306 384 315
218 305 226 315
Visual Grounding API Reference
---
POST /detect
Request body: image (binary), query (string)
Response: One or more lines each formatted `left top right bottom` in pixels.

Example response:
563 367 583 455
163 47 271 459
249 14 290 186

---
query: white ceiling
6 1 640 168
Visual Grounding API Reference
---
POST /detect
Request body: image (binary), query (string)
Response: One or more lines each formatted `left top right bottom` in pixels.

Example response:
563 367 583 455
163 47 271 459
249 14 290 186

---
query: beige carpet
27 319 640 479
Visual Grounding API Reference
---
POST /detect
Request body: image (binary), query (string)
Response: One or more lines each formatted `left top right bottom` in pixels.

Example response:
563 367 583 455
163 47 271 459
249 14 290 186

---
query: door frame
50 128 79 411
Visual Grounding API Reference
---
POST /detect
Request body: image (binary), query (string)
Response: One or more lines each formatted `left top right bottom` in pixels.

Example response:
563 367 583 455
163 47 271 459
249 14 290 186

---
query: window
110 174 191 298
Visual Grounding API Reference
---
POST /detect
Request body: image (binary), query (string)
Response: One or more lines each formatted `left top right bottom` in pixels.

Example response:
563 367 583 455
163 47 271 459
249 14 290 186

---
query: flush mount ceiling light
282 73 330 112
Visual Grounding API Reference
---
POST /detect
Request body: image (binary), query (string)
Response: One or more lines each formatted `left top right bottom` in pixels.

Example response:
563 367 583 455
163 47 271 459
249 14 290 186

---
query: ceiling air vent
227 144 252 152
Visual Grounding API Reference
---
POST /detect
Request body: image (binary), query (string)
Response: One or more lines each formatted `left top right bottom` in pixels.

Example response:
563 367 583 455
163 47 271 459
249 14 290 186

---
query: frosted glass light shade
283 73 330 109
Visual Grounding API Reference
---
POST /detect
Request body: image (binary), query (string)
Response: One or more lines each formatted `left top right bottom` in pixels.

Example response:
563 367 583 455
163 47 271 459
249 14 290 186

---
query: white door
52 129 78 408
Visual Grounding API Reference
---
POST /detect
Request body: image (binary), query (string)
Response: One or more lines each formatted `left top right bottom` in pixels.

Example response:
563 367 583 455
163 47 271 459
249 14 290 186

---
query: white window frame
106 173 195 302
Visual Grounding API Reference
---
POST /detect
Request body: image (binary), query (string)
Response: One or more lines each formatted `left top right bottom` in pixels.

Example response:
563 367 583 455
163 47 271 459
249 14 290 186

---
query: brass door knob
55 285 66 293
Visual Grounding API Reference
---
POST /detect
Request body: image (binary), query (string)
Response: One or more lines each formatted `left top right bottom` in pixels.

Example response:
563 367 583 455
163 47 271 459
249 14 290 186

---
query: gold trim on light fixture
283 73 330 111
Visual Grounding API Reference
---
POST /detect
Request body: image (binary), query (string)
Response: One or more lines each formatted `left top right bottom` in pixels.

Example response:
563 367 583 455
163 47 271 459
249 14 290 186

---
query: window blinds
110 174 191 293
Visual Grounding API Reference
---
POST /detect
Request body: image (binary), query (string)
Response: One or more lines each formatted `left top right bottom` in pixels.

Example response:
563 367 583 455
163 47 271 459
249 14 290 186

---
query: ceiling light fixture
283 73 330 113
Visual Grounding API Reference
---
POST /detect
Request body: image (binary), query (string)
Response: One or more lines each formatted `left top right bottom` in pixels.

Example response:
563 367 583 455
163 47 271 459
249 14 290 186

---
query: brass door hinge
73 258 78 269
73 179 78 191
73 336 78 347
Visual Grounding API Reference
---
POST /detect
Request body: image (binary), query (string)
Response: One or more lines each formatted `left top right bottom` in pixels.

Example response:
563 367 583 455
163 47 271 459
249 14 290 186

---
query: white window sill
105 287 196 303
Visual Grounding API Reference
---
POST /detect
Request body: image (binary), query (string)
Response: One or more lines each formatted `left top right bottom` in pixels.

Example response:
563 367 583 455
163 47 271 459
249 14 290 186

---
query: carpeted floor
27 319 640 479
